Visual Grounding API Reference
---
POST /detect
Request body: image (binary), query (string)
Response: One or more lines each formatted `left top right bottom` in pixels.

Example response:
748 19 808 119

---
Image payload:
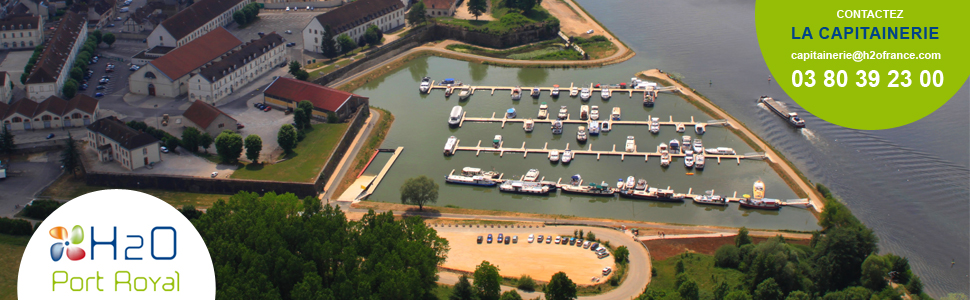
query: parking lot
226 12 319 65
436 227 615 284
80 142 237 178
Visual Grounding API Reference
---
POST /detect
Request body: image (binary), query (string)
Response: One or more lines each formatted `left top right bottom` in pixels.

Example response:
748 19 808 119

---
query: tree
714 244 740 268
450 275 475 300
406 1 427 27
288 61 302 76
295 70 310 81
92 30 103 44
244 134 262 163
714 281 731 300
544 271 577 300
785 291 810 300
198 132 213 153
812 225 879 292
337 34 357 54
195 192 449 299
0 125 15 154
214 130 243 163
179 205 203 220
327 111 339 123
277 124 298 153
69 67 83 82
753 278 783 300
20 73 27 84
364 24 382 46
860 254 890 291
906 276 923 295
516 275 536 291
473 261 502 300
181 127 201 152
102 33 116 47
164 137 179 152
613 245 629 263
60 133 81 177
294 109 309 130
678 277 699 300
62 79 78 99
735 227 752 247
725 291 754 300
585 231 596 241
400 175 438 210
500 290 523 300
320 25 339 59
233 10 246 25
467 0 487 20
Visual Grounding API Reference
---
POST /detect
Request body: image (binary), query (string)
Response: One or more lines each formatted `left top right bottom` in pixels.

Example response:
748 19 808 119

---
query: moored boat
580 88 591 101
649 117 660 134
444 88 454 97
669 139 680 154
682 136 692 150
558 106 568 119
600 88 611 100
448 106 463 127
500 180 551 195
444 167 500 187
506 108 517 118
577 126 587 142
611 107 621 121
458 87 471 100
660 150 670 167
619 187 683 202
493 135 502 148
551 85 560 97
676 123 685 133
624 176 636 190
419 77 431 92
549 150 560 163
511 86 522 100
694 154 706 169
588 121 600 135
590 105 600 120
570 86 579 97
523 169 540 181
684 150 694 168
635 179 648 190
643 92 655 106
580 105 589 120
531 87 541 98
562 149 572 163
551 120 563 134
625 136 636 152
695 123 706 134
523 119 534 132
601 121 611 132
753 180 765 200
561 182 615 196
705 147 736 155
537 102 549 119
693 191 728 206
444 136 458 155
739 198 781 210
693 139 704 153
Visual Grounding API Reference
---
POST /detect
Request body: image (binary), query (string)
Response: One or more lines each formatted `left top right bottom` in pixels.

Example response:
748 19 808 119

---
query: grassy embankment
330 107 395 198
437 0 555 35
232 122 350 182
40 173 230 208
0 234 28 300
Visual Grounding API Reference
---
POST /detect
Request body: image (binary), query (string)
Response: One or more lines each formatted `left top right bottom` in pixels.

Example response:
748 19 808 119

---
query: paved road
433 225 650 300
0 152 62 217
320 109 380 204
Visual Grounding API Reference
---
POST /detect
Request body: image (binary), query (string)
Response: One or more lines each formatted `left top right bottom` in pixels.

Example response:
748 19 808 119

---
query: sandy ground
642 236 811 261
542 0 592 37
453 0 496 21
438 231 614 284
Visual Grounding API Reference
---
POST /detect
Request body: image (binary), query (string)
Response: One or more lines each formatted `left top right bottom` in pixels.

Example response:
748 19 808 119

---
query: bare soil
642 236 811 261
542 0 588 37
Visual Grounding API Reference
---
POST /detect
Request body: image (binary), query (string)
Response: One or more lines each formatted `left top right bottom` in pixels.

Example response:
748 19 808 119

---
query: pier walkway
459 111 728 130
452 139 766 165
425 81 679 98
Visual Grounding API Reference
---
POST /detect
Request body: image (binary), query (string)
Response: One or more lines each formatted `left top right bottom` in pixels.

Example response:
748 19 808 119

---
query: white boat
675 123 685 133
695 123 705 134
419 77 431 93
506 108 516 119
557 106 568 119
551 85 560 97
693 191 727 206
493 135 502 148
684 150 694 168
538 102 549 119
705 147 736 155
625 136 636 152
753 180 765 200
694 154 705 169
551 120 563 134
600 88 611 100
523 119 534 132
523 169 540 181
669 139 680 153
649 117 660 134
601 121 611 132
444 136 458 155
580 105 589 120
562 149 572 163
531 87 541 98
624 176 636 190
588 121 600 135
499 181 551 195
549 150 560 162
445 167 500 187
569 86 579 97
577 126 588 142
448 106 463 127
635 179 648 190
511 86 522 100
660 150 670 167
693 139 703 153
580 88 591 101
590 105 600 120
682 136 692 150
658 142 667 153
458 88 470 100
611 107 621 121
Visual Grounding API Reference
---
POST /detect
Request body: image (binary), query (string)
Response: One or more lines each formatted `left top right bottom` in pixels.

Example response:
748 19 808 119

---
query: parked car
285 42 296 47
576 238 584 247
477 236 483 244
546 236 552 244
46 133 55 139
586 29 594 34
94 92 104 97
582 241 591 249
130 65 140 71
285 6 290 11
590 243 599 251
235 123 245 129
262 106 271 112
537 235 543 243
597 252 610 259
210 171 218 178
512 236 518 244
115 17 122 21
554 236 561 244
107 23 115 27
306 6 311 10
487 234 493 243
497 233 503 241
503 236 510 244
284 30 292 34
602 267 612 275
527 234 534 243
79 84 88 90
569 238 576 245
160 146 169 153
96 86 106 90
257 32 265 36
119 7 128 12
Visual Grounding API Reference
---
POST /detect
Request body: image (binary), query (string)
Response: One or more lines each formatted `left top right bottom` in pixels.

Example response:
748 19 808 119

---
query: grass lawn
433 283 454 300
438 1 554 36
231 122 351 182
40 173 231 208
648 252 745 295
577 40 617 59
0 234 30 300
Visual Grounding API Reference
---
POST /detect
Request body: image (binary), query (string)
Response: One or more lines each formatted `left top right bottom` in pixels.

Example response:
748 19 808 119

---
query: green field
437 0 556 36
40 173 232 208
0 234 29 300
648 252 745 296
231 122 351 182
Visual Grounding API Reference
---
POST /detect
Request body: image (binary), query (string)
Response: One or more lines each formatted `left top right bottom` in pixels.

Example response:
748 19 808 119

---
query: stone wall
431 21 560 49
312 25 434 87
311 104 369 192
84 172 319 198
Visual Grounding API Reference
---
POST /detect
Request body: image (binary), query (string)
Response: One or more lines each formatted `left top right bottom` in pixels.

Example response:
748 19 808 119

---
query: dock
428 82 680 98
356 147 404 201
455 141 765 165
459 112 729 128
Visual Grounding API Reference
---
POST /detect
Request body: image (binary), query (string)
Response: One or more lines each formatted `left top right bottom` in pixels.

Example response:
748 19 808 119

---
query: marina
422 81 678 100
455 110 726 132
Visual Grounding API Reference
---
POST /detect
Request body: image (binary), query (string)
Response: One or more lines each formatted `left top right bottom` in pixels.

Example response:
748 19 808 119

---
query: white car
284 30 292 34
546 236 552 244
120 7 129 12
527 234 534 243
160 146 169 153
211 172 218 178
285 7 290 11
602 267 612 275
586 29 594 34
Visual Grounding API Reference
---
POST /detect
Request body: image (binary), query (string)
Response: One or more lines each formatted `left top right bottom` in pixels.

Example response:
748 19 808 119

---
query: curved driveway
433 225 650 300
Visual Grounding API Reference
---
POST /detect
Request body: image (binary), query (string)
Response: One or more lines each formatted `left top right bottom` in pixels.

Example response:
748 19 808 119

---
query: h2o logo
50 225 178 262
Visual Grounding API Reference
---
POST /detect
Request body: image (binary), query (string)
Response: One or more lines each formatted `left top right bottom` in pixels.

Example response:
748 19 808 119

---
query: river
353 0 969 296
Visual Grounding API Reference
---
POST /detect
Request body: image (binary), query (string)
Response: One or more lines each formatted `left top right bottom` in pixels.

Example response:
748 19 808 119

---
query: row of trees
192 192 450 299
232 3 261 26
503 0 542 12
62 30 114 98
450 260 577 300
210 130 264 164
317 24 378 60
641 184 928 300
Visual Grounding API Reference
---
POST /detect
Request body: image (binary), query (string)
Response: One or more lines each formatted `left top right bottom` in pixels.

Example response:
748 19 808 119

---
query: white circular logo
18 190 215 299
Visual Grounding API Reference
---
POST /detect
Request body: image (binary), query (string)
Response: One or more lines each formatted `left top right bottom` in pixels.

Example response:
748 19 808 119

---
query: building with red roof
262 77 369 121
128 27 242 98
181 99 237 137
1 94 100 131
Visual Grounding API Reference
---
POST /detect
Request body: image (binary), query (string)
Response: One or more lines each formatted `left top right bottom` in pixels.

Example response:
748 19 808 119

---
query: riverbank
638 69 826 214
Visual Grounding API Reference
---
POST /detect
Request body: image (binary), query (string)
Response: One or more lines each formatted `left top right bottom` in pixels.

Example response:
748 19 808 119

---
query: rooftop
0 15 39 31
422 0 456 10
183 100 235 129
197 32 284 83
313 0 402 34
263 77 366 112
159 0 247 40
148 27 241 80
87 117 160 150
25 11 86 85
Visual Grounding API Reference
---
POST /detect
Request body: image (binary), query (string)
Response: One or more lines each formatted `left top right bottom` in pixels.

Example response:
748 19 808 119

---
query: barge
445 167 500 187
619 187 684 202
500 180 551 195
758 95 805 128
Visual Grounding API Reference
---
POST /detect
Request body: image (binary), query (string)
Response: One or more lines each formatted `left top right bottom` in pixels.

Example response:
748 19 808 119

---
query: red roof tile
422 0 456 10
34 95 68 115
160 0 248 40
66 94 100 114
183 100 235 129
313 0 402 34
148 27 241 80
263 77 366 112
4 98 38 119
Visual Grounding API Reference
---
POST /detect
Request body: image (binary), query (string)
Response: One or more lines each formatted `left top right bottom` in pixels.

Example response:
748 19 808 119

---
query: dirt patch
454 0 496 21
643 236 811 261
438 231 613 285
542 0 587 37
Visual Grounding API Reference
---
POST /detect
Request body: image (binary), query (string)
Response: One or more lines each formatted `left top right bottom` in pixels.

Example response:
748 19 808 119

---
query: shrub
516 275 536 291
714 244 740 269
0 217 34 235
22 200 64 220
499 12 532 27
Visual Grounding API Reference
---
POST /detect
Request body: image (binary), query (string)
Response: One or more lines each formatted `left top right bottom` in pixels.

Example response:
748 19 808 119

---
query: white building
129 27 242 97
1 94 100 131
302 0 404 53
422 0 457 17
147 0 251 49
86 117 161 171
24 11 87 101
0 15 42 49
188 32 285 105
